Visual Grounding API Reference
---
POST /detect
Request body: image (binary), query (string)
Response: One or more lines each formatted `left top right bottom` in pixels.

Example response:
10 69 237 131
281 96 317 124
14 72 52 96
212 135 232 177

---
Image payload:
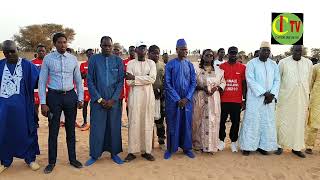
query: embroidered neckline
0 58 23 98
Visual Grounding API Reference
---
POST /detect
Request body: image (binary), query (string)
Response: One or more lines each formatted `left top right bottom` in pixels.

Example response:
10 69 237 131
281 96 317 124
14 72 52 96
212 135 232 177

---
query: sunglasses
3 50 16 54
228 51 238 55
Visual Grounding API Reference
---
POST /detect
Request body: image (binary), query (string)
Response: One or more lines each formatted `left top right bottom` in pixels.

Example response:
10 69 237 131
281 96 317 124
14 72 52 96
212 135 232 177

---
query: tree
311 48 320 59
0 43 2 50
13 24 75 51
284 46 308 57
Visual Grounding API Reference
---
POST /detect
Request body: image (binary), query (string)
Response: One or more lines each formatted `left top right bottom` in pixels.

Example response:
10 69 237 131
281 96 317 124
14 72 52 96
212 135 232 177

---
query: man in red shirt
79 49 94 131
218 46 247 153
32 44 46 127
122 46 135 122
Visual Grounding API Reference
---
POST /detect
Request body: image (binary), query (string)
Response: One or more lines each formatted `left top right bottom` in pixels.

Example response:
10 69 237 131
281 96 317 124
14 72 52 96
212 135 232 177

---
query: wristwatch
97 98 103 104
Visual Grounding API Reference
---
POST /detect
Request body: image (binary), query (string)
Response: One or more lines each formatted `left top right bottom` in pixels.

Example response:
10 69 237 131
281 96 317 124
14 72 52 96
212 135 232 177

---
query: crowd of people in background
0 32 319 175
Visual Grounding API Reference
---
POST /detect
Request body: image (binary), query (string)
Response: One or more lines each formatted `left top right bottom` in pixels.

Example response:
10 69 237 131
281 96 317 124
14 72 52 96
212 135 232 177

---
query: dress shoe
242 150 250 156
124 153 136 162
305 148 313 154
141 153 155 161
274 148 283 155
292 150 306 158
70 160 83 168
257 148 269 155
44 164 55 174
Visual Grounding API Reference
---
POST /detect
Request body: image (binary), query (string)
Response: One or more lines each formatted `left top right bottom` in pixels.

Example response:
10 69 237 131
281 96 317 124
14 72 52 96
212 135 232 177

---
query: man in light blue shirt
38 32 84 174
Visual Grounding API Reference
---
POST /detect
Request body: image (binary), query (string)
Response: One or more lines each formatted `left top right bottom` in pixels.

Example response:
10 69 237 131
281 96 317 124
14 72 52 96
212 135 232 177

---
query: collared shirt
38 51 83 104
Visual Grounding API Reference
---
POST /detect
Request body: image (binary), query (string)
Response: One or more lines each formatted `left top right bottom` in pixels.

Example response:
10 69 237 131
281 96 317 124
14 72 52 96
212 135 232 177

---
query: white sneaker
0 165 7 174
29 162 40 171
231 142 238 152
218 141 225 151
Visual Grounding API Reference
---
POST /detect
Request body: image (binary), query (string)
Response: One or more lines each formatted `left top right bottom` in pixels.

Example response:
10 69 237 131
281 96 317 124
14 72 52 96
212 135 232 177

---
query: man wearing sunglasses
0 40 41 174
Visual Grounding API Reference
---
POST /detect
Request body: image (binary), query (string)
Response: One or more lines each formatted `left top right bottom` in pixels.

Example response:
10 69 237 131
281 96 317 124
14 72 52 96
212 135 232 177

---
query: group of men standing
0 33 319 175
0 33 197 175
239 43 314 158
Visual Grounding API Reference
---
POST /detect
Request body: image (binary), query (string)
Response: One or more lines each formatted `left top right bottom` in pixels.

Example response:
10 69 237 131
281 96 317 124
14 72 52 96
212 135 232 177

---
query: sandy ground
1 59 320 179
1 105 320 180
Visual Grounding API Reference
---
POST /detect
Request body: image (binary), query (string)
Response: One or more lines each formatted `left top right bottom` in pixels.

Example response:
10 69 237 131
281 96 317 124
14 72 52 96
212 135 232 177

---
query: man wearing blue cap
164 39 197 159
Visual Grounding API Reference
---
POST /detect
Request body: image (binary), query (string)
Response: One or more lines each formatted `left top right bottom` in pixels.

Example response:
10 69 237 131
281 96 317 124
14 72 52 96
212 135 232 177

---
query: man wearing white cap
124 41 157 162
239 41 280 156
276 45 313 158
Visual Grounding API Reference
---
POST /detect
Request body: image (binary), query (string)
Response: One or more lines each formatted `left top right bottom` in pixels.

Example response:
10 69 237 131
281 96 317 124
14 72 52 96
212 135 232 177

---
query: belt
48 88 74 95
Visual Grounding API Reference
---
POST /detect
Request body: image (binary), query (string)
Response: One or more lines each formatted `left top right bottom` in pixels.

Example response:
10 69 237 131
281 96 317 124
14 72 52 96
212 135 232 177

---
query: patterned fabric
38 51 83 104
308 64 320 128
192 68 226 152
305 64 320 148
305 126 318 148
276 56 313 151
0 59 22 98
239 58 280 151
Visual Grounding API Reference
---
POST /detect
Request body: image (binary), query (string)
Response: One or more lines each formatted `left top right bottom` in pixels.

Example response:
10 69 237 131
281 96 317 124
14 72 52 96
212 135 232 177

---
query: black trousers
154 98 166 144
47 89 78 164
219 102 241 142
82 101 89 124
34 104 40 128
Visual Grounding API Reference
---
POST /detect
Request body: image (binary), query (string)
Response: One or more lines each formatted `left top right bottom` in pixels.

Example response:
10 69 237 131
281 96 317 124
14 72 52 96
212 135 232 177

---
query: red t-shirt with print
80 60 90 102
32 58 44 105
219 62 246 103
